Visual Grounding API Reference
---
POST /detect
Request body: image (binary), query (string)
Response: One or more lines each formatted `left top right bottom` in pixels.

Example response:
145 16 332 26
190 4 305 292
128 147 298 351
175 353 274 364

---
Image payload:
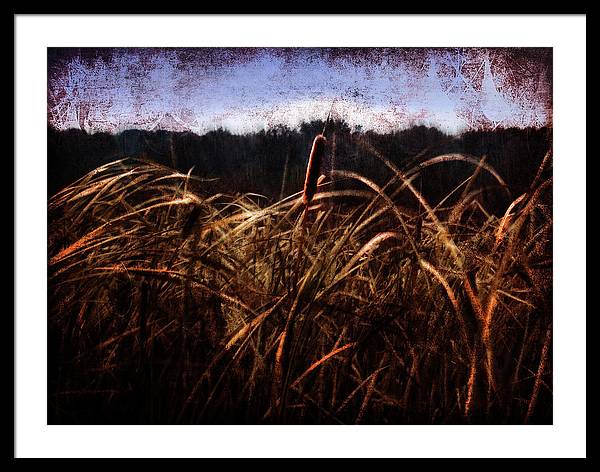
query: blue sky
48 48 552 136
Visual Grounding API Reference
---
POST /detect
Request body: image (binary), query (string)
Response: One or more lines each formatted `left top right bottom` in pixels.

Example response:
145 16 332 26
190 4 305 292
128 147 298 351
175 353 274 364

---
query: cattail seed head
302 134 327 205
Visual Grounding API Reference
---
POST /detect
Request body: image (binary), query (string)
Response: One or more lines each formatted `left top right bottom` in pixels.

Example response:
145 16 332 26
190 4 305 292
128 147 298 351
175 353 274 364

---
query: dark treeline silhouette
48 121 551 214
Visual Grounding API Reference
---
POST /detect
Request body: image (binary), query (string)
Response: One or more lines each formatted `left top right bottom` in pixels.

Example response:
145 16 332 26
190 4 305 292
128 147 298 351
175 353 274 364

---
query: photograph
47 46 553 425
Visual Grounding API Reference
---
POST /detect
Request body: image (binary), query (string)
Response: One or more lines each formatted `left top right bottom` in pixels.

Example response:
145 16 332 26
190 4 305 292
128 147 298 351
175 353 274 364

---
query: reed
48 141 552 425
302 134 327 206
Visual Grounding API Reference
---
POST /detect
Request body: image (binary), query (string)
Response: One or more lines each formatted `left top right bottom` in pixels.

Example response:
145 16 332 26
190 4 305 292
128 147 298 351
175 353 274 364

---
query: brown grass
47 141 552 425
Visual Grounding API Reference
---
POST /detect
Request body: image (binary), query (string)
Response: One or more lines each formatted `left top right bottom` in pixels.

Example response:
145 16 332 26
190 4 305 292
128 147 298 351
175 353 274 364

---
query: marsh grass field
48 129 552 424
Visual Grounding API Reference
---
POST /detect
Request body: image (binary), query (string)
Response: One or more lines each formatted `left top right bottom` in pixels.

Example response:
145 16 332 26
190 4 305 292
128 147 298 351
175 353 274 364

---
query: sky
47 47 552 136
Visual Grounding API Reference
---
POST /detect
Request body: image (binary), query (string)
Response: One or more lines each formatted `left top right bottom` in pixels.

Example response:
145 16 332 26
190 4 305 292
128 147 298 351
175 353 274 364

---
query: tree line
48 121 551 214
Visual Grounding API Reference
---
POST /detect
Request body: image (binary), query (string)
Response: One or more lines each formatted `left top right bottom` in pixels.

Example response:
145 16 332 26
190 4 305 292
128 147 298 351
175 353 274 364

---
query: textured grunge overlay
48 48 552 135
48 47 553 426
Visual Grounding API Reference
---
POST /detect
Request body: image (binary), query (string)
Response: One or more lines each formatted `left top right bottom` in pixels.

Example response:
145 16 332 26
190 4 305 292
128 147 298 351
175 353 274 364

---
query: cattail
302 134 327 205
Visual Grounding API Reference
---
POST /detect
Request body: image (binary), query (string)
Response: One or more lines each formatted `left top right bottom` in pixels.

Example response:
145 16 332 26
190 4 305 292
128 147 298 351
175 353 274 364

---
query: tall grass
48 138 552 424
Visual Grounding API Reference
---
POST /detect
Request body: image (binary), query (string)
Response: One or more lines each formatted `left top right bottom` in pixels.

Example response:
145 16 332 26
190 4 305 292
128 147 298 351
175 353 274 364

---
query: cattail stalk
302 134 327 206
279 149 291 201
